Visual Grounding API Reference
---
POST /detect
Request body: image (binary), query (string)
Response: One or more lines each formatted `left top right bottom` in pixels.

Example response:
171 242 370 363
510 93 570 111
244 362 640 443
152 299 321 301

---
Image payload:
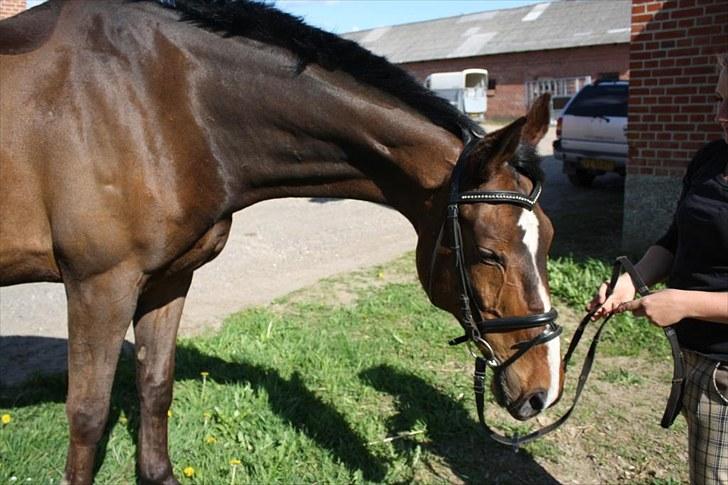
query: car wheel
568 169 596 187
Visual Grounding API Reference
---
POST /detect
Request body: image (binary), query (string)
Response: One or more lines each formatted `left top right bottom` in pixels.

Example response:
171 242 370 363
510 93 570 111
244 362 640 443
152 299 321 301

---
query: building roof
342 0 630 64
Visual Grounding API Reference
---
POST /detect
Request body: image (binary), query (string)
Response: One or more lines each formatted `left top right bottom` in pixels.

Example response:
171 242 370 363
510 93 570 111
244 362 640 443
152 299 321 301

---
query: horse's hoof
139 471 179 485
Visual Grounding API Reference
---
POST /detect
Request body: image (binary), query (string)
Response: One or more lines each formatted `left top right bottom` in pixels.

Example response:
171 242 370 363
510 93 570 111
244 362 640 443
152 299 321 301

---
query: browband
457 182 543 211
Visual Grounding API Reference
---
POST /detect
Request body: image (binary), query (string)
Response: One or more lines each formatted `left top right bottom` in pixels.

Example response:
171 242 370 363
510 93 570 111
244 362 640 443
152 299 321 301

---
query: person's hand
614 289 687 327
586 273 636 320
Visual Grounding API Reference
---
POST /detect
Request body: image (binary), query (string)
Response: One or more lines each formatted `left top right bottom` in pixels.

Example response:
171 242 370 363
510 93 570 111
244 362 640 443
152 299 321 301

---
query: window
598 72 620 82
564 84 628 118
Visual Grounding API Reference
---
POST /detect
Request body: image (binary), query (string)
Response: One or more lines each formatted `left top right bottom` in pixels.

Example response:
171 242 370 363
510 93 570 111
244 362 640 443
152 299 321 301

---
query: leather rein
431 128 685 449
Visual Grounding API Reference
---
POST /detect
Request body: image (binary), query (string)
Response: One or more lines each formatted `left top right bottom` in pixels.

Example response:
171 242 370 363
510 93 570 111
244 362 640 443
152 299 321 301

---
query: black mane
152 0 480 140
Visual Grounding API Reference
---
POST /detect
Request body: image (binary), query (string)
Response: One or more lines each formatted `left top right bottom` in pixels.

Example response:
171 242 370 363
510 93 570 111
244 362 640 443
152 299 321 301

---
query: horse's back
0 0 61 55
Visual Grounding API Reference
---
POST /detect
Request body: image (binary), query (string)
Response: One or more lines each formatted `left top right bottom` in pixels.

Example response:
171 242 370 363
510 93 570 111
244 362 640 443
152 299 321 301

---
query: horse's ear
521 93 551 146
470 116 527 180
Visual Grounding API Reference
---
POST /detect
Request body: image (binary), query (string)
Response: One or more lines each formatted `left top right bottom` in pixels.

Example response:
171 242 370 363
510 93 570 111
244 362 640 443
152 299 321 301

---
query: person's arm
631 244 675 287
616 290 728 327
587 245 674 319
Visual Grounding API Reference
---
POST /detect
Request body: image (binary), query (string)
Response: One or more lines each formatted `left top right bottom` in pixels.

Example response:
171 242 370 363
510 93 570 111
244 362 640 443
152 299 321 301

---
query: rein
435 128 685 448
473 256 684 449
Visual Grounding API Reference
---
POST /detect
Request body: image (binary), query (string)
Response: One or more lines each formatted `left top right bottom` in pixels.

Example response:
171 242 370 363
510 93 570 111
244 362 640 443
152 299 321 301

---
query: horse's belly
0 184 60 286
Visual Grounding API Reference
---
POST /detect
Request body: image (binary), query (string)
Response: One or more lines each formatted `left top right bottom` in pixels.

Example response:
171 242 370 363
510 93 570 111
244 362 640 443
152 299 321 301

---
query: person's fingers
591 295 614 320
587 282 610 312
616 299 643 315
597 282 609 302
597 297 615 317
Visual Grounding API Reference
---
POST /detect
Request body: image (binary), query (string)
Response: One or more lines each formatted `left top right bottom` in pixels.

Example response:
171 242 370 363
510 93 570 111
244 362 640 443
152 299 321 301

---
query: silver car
553 80 628 186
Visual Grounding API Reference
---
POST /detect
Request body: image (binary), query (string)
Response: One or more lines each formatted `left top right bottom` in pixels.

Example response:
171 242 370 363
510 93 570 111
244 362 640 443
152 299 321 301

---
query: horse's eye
478 248 502 265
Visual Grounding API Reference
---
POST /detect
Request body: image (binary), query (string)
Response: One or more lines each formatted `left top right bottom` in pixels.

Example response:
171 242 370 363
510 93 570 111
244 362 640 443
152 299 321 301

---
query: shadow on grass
1 338 560 484
0 336 387 482
359 365 558 484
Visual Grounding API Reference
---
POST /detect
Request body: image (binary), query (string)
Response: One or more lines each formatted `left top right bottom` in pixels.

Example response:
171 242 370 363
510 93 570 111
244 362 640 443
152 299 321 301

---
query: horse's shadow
359 365 559 484
0 336 386 481
1 336 557 483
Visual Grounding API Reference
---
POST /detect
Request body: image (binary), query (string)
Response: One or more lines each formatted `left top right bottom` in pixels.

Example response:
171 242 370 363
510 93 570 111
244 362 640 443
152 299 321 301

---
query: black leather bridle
435 128 561 362
431 128 686 449
428 127 562 445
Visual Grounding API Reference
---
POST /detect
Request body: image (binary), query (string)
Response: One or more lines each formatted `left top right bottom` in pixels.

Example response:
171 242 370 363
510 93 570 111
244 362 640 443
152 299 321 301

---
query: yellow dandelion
200 372 210 401
1 414 11 425
205 435 217 444
167 409 173 417
183 466 195 478
229 459 241 485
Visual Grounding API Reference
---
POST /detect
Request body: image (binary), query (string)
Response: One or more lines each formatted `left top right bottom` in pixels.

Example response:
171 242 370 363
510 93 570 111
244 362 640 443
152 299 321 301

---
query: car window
564 85 628 117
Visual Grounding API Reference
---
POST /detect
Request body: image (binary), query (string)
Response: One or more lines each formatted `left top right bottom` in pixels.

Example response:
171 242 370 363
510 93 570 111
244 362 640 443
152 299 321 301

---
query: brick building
0 0 25 20
344 1 631 120
623 0 727 252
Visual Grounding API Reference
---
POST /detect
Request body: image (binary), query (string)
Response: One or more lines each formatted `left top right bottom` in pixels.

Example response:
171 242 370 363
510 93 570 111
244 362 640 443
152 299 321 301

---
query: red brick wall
0 0 26 20
628 0 726 177
399 44 630 119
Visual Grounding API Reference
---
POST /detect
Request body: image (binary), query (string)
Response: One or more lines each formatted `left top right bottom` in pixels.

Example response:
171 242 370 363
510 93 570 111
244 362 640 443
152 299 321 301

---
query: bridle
431 127 561 365
427 126 562 444
429 127 685 449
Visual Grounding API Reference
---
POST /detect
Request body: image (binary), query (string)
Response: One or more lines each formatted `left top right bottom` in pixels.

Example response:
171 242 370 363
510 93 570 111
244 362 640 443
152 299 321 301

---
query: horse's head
418 94 561 421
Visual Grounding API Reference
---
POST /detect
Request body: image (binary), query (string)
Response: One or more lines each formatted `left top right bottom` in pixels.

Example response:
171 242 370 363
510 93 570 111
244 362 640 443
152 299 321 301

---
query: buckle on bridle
449 330 500 367
473 337 499 367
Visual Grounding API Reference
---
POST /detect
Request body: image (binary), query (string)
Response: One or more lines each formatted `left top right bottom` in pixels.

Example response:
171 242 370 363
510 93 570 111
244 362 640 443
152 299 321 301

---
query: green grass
0 254 683 483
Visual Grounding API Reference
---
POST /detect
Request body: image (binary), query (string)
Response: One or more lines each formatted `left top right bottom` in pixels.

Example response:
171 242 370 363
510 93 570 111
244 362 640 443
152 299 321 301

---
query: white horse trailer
425 69 488 120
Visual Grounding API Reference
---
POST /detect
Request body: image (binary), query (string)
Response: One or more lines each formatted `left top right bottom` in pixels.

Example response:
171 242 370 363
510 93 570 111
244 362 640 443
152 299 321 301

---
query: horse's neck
191 37 462 228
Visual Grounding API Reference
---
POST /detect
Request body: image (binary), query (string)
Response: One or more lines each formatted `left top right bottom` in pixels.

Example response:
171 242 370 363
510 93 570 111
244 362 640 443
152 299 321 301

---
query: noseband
430 127 561 370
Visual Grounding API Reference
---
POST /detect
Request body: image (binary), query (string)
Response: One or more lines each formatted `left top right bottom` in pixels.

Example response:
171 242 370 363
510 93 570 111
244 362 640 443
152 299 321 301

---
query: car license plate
581 158 615 171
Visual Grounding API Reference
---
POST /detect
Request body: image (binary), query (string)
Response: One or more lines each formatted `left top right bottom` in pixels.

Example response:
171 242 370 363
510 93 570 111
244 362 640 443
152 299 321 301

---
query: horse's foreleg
63 266 142 485
133 273 192 485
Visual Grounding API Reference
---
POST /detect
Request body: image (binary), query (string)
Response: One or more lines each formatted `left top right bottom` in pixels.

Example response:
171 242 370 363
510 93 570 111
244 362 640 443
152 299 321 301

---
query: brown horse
0 1 559 483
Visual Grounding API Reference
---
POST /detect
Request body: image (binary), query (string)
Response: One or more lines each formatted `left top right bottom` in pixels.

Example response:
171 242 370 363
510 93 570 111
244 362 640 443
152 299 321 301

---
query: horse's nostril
511 390 548 420
528 391 547 412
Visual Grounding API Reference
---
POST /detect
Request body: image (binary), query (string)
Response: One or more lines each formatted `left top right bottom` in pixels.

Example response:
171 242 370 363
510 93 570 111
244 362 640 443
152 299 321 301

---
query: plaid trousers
683 350 728 484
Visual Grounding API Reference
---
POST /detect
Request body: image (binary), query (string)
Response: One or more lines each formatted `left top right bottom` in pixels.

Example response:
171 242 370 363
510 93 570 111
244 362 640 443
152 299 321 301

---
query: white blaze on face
517 209 561 408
